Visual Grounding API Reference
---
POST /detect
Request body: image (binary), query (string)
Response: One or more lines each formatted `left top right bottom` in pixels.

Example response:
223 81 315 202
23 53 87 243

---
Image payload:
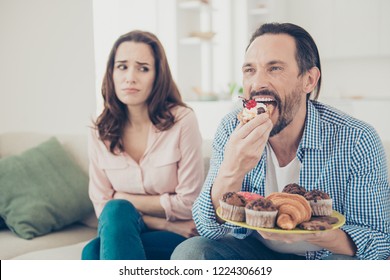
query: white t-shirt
264 143 300 195
252 143 321 256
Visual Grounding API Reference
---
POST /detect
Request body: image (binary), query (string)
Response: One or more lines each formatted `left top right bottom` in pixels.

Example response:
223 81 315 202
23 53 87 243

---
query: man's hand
211 113 273 220
221 113 273 179
258 228 357 256
211 114 272 219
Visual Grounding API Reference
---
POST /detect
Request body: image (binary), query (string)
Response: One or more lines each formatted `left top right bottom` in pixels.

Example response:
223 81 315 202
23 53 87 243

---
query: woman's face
113 41 156 109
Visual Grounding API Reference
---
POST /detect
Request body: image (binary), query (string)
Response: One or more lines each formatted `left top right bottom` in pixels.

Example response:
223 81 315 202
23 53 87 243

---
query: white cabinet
232 0 274 86
176 0 216 100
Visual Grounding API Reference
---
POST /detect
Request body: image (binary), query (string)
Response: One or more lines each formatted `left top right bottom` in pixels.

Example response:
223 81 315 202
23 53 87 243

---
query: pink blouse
88 106 204 221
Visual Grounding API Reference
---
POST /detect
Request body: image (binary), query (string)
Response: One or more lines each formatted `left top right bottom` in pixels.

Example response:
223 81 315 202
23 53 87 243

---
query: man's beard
269 87 303 137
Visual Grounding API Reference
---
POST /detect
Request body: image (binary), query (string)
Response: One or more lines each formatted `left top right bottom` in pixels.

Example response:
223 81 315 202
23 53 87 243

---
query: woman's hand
142 216 198 238
165 220 199 238
113 191 166 218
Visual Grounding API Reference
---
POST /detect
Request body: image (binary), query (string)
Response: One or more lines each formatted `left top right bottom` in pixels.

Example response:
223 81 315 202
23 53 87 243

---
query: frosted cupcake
237 191 263 202
245 198 278 228
304 190 333 216
237 99 268 124
219 192 246 221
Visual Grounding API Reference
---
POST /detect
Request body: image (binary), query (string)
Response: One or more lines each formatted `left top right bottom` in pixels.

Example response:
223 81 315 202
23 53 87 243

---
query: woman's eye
139 66 149 72
117 64 127 70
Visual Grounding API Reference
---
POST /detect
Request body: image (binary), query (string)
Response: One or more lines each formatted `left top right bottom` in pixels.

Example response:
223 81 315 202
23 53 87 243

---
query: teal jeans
81 199 186 260
171 235 357 260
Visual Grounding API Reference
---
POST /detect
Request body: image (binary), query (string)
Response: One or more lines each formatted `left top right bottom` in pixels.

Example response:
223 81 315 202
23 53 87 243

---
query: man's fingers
235 114 270 139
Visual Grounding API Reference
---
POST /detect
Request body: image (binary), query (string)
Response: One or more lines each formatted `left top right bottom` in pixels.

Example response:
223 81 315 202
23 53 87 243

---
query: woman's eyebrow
135 61 150 66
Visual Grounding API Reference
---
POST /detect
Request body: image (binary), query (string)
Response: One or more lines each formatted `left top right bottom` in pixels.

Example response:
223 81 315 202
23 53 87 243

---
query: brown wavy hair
95 30 186 154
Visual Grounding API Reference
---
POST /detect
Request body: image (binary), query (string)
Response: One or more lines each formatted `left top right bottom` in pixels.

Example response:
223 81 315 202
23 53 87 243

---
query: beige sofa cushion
0 223 96 260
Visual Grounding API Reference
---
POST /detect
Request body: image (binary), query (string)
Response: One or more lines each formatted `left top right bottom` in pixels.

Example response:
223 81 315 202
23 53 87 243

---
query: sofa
0 132 212 260
0 132 389 260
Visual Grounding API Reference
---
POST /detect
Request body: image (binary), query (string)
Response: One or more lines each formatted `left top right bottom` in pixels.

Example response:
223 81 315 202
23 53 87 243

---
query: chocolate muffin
219 192 246 221
282 183 307 196
245 198 278 228
304 190 333 216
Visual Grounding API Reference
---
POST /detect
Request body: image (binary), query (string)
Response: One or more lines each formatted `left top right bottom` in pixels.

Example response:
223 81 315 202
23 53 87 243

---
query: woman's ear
303 67 321 94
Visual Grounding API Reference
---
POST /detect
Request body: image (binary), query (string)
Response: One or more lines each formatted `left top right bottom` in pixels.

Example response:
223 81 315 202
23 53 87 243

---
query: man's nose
251 70 270 92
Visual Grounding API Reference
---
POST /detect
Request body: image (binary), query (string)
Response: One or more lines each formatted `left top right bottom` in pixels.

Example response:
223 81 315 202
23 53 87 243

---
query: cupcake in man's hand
237 97 275 124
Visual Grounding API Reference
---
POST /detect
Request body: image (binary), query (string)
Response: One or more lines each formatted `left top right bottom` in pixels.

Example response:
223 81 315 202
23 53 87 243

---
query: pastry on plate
245 198 278 228
219 192 246 222
282 183 307 196
266 192 311 230
237 191 263 202
304 190 333 216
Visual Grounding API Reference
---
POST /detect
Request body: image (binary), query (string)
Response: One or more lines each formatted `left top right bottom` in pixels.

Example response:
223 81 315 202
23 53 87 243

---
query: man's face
242 34 307 137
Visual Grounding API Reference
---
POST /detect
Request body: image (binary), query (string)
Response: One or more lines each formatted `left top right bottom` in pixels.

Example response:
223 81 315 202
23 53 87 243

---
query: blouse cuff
160 193 174 221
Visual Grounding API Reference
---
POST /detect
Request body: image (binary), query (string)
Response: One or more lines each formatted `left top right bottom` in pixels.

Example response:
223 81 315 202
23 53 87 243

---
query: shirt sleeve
87 127 115 218
342 126 390 260
159 109 205 221
192 114 249 239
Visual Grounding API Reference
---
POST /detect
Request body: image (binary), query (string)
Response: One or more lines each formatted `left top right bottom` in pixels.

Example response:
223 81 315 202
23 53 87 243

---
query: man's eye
243 68 254 73
270 66 282 72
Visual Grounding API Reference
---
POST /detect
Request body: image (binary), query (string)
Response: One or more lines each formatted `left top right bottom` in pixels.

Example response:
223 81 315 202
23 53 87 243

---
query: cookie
298 220 333 231
309 216 339 224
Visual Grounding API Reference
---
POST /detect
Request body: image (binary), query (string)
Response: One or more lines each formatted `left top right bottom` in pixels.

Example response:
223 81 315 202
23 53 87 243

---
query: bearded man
171 22 389 260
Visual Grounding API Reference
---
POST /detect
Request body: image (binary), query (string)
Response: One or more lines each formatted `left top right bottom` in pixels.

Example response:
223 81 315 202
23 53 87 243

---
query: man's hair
247 23 321 100
96 30 186 154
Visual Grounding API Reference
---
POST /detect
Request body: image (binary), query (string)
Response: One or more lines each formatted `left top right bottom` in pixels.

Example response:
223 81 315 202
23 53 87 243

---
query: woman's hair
247 23 322 100
95 30 186 154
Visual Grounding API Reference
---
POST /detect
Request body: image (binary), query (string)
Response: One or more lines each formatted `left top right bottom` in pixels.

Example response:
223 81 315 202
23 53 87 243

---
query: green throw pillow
0 137 93 239
0 216 6 229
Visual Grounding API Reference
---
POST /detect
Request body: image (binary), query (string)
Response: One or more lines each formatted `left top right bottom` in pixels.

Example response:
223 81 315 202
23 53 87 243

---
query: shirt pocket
148 148 181 190
99 156 143 193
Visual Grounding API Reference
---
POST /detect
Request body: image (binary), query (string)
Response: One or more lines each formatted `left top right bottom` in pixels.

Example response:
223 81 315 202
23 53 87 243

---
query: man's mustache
250 89 277 100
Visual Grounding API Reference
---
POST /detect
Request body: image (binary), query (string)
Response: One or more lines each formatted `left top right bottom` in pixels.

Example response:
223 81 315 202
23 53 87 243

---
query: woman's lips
122 88 140 94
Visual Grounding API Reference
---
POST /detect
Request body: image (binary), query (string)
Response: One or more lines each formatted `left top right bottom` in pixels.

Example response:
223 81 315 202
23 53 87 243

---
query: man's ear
303 67 321 94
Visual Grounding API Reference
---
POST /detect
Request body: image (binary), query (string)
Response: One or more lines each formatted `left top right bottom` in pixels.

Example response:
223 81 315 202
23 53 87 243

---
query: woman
81 30 204 260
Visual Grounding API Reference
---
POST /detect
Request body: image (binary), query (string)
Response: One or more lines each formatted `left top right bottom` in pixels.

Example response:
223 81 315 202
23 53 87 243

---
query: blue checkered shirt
193 100 390 260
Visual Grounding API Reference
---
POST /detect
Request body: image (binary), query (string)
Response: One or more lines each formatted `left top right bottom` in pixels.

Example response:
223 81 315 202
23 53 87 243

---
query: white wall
92 0 180 112
0 0 96 135
1 0 389 144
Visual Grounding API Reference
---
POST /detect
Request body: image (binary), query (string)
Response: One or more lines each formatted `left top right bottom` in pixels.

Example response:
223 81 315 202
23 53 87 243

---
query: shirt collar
298 100 322 151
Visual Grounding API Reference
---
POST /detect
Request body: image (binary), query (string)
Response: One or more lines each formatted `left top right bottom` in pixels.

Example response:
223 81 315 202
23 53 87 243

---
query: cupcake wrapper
309 199 333 216
245 208 278 228
219 200 246 222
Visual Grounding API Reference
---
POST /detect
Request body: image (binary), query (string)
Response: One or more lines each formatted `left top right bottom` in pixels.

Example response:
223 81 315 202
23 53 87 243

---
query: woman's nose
125 68 136 84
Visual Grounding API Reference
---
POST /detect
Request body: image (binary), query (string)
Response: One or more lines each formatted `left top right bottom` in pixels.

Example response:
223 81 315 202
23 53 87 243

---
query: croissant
266 192 311 230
